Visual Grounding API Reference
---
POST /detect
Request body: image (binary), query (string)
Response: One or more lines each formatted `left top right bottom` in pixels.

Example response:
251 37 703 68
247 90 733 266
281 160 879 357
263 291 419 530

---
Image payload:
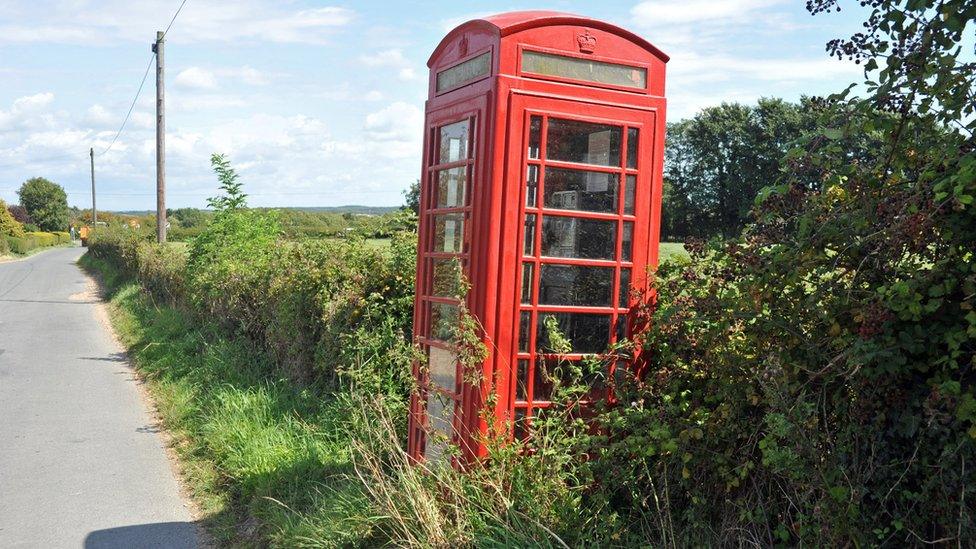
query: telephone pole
153 30 167 243
89 147 97 225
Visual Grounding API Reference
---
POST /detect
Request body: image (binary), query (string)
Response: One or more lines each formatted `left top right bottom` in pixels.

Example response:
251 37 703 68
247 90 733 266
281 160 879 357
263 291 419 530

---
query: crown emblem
577 30 597 53
459 35 469 57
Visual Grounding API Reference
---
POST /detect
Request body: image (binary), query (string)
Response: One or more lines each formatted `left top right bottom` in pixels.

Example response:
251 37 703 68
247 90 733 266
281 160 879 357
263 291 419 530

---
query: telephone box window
433 214 464 253
526 165 539 207
431 258 462 297
425 394 454 461
541 216 616 260
428 347 458 391
437 167 467 208
528 116 542 159
520 263 534 304
515 359 529 402
436 51 491 93
532 359 554 400
522 50 647 90
624 175 636 215
619 267 632 307
622 221 634 262
537 312 612 354
523 214 537 255
543 167 620 213
538 264 614 306
547 118 622 166
518 311 532 352
627 128 640 168
430 302 459 341
439 120 471 163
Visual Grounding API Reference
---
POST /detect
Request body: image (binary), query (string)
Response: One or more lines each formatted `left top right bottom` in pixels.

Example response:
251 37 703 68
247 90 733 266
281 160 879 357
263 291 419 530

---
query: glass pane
533 358 553 401
521 263 534 304
523 214 537 256
431 258 462 297
541 216 616 260
546 118 621 167
627 128 639 169
616 316 627 343
433 214 464 253
513 407 528 440
537 312 611 354
430 302 459 341
425 393 454 461
622 221 633 262
543 167 619 214
519 311 532 353
624 175 636 215
428 346 457 392
528 116 541 159
437 167 466 208
439 120 469 163
539 264 614 306
522 50 647 89
436 51 491 92
526 165 539 208
516 359 529 402
619 267 631 307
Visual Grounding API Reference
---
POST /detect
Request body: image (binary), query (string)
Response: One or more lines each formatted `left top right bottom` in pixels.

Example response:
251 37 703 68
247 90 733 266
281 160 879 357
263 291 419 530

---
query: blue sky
0 0 869 211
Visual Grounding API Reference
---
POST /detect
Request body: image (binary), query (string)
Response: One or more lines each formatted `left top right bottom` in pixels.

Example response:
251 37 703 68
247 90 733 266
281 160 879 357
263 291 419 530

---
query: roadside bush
0 199 26 238
0 236 8 255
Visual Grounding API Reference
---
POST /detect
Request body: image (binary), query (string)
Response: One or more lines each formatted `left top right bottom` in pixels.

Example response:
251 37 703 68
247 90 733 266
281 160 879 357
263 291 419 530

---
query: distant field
659 242 688 263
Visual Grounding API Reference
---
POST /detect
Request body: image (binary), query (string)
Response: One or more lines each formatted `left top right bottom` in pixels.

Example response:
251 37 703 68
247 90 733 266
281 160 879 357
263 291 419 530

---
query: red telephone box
408 11 668 463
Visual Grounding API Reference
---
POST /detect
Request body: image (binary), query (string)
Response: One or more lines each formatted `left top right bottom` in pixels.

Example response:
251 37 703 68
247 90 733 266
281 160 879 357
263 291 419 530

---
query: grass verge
78 252 381 547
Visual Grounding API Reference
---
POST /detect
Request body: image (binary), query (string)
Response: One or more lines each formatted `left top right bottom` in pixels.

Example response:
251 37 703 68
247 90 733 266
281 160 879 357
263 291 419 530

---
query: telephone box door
502 92 664 431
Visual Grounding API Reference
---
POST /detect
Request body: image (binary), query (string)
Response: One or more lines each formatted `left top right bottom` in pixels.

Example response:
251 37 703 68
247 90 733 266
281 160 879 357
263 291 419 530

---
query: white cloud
83 104 115 128
175 67 218 90
14 92 55 111
236 66 268 86
360 49 419 81
364 101 423 159
0 2 355 45
631 0 783 25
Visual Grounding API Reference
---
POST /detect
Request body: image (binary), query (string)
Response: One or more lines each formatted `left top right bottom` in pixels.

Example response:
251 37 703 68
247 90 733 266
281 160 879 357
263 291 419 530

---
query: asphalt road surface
0 247 198 548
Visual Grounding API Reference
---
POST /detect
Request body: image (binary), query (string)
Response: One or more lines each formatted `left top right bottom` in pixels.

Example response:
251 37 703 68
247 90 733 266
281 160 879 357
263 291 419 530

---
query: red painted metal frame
408 11 667 463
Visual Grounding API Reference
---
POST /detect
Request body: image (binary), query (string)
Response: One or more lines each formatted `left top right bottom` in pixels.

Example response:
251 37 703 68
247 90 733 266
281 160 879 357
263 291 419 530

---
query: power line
162 0 190 38
94 0 189 158
94 53 155 157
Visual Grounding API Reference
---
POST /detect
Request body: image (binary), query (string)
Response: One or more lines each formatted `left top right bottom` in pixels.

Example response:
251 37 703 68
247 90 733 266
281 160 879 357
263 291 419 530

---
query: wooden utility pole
153 30 167 243
89 147 96 225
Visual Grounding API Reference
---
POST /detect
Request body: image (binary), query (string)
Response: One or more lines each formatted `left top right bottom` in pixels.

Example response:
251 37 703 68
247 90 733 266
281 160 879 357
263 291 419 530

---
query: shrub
0 236 8 255
0 199 26 238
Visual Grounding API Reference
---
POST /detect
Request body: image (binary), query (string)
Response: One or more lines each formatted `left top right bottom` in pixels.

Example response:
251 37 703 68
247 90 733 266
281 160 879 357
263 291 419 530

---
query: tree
17 177 69 232
403 179 420 214
662 98 819 239
6 203 31 225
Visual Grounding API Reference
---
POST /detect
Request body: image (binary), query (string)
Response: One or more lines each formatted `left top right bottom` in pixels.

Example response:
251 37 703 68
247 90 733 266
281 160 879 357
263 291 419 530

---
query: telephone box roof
428 10 670 67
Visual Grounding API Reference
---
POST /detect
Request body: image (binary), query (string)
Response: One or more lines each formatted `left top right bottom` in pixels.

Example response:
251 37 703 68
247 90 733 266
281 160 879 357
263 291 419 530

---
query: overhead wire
95 0 189 158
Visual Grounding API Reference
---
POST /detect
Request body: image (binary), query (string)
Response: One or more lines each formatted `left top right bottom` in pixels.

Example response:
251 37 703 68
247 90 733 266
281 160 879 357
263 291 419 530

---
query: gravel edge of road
77 253 215 549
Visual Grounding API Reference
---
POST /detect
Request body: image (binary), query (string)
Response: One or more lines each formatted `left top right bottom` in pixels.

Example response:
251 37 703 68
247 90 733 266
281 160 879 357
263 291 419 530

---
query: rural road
0 247 199 548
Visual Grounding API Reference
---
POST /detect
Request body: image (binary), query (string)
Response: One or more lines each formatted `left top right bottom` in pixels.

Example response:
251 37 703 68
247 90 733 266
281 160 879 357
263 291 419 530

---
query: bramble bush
582 1 976 545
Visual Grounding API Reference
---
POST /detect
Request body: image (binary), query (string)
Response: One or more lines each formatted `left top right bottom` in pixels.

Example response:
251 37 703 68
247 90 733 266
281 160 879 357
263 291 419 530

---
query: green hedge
87 222 416 389
4 231 71 254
